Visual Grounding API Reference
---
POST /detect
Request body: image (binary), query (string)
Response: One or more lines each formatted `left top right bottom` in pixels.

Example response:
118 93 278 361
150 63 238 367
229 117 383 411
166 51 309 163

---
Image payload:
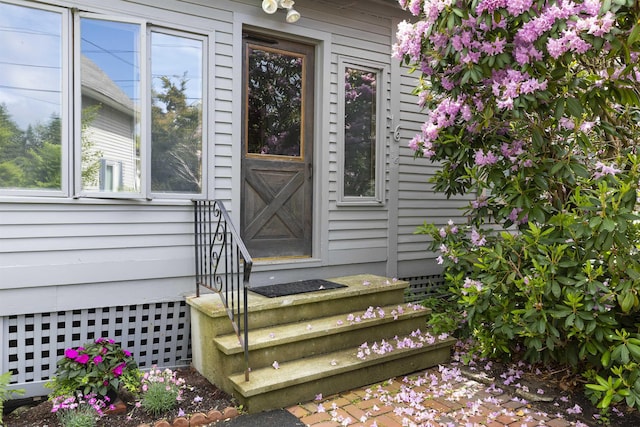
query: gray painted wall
0 0 459 313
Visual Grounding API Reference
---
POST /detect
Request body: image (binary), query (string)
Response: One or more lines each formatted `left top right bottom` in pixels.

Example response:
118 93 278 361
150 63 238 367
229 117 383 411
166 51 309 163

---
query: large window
0 1 206 198
338 58 385 204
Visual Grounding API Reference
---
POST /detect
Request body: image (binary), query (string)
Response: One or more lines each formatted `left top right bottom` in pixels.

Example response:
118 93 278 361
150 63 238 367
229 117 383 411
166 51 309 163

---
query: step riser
221 315 430 372
235 345 452 413
241 288 406 330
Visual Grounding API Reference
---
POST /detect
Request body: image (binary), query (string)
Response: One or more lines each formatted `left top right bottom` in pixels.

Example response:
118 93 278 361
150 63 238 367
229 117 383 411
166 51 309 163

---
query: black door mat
249 279 346 298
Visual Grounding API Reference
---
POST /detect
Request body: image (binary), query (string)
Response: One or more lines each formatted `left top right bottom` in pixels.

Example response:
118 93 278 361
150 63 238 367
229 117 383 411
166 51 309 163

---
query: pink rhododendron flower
65 348 78 359
593 162 620 179
471 228 486 247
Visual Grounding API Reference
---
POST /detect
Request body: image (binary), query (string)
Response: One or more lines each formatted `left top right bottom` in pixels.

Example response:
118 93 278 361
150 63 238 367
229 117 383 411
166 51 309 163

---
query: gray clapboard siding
0 201 194 310
395 64 471 276
324 23 394 263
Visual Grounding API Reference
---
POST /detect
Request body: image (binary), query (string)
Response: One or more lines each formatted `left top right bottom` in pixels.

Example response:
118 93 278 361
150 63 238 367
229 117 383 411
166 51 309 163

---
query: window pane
80 18 141 194
344 67 376 198
151 32 203 193
247 47 303 157
0 3 62 191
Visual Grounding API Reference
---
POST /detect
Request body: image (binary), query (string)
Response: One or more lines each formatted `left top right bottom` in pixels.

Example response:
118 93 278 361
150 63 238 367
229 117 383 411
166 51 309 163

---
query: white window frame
0 0 71 198
147 27 208 200
337 56 386 206
73 12 147 199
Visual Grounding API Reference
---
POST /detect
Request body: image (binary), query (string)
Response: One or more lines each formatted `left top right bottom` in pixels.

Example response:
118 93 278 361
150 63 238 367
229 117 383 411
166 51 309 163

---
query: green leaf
550 305 573 318
570 162 589 178
565 312 576 327
550 161 564 175
552 281 562 298
602 218 616 232
589 216 602 228
628 343 640 361
620 291 635 313
621 344 631 363
532 128 544 148
554 97 565 121
447 12 455 30
575 316 584 331
565 97 583 118
586 383 609 392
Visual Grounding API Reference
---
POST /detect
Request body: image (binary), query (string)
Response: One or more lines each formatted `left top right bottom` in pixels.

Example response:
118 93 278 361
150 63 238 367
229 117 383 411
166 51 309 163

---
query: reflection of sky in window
0 3 61 129
81 18 140 101
151 32 202 110
0 4 202 129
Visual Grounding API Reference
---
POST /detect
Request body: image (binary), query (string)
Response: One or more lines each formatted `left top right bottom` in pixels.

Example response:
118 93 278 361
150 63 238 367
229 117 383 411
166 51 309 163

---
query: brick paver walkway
287 365 589 427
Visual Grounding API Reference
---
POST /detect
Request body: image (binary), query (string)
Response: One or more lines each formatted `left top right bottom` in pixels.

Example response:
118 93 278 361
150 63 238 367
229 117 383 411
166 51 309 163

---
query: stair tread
229 333 455 397
215 302 430 354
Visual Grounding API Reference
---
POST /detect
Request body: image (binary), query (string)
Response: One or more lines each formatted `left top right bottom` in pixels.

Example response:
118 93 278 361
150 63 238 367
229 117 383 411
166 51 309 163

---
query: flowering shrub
394 0 640 411
139 366 185 417
47 338 138 398
51 393 108 427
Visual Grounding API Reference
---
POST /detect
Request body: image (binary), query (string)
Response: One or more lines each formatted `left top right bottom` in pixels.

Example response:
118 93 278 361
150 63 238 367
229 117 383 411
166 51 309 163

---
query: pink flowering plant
46 338 138 399
51 393 108 427
138 366 185 417
394 0 640 411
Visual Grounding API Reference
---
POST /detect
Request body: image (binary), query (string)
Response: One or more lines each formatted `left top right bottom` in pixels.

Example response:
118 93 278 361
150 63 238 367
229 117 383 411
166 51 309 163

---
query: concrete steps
187 274 454 413
213 302 432 371
229 330 453 413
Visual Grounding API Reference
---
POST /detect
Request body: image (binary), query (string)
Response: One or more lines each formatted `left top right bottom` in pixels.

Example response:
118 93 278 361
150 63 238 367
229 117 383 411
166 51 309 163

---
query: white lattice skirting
1 301 191 397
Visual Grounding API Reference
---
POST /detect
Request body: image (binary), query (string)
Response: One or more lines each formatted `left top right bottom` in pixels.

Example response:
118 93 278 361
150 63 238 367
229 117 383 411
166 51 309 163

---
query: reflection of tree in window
0 105 62 190
344 68 376 198
247 48 302 157
0 2 63 191
151 75 202 193
81 104 103 187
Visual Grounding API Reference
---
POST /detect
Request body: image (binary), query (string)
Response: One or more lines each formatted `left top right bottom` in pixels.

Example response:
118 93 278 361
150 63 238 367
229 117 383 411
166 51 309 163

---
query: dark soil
4 359 640 426
3 366 237 427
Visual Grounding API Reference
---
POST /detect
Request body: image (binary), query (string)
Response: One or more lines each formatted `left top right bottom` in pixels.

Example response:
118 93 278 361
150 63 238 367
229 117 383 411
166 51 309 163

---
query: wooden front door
241 34 314 258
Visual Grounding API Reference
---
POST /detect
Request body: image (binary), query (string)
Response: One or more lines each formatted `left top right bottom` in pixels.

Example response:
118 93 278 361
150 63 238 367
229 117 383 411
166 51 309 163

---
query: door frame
232 22 332 268
240 31 315 259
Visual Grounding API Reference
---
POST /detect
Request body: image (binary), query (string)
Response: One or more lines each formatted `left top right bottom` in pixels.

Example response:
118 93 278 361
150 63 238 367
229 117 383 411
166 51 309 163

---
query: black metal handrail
194 200 252 381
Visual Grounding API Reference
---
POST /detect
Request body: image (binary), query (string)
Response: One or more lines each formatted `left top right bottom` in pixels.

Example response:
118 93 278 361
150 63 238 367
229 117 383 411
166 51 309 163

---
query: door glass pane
0 3 62 191
246 46 303 157
151 32 203 193
344 67 376 198
80 17 141 193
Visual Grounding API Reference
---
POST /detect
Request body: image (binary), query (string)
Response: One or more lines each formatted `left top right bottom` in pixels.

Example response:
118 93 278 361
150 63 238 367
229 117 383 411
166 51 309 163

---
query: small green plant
51 393 107 427
1 371 25 426
140 366 185 417
46 338 138 398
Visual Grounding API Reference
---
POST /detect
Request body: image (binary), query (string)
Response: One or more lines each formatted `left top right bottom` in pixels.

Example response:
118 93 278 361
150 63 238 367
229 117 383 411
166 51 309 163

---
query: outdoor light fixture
261 0 278 14
261 0 300 23
285 8 300 23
